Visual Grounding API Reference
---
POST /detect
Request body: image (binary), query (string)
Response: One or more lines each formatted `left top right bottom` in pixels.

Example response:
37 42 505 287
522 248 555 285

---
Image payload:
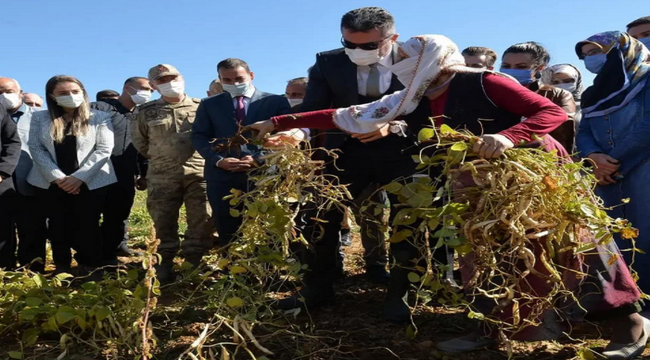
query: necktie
235 96 246 122
366 63 381 98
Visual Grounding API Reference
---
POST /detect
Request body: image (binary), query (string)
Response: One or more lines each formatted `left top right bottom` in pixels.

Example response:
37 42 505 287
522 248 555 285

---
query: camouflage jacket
131 95 205 179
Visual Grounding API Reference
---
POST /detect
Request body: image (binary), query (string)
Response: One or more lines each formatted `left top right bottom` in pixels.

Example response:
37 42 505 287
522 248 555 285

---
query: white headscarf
541 64 584 101
333 35 470 134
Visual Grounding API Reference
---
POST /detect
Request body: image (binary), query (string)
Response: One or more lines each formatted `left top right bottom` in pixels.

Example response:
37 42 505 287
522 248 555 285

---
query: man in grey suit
0 101 21 269
192 58 293 245
0 78 46 271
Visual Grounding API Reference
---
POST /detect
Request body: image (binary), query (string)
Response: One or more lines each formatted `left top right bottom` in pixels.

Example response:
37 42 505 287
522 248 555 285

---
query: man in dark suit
277 7 419 322
192 58 293 245
0 103 21 269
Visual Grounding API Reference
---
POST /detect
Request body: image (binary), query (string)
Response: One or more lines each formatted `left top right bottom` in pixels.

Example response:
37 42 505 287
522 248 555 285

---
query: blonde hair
45 75 91 143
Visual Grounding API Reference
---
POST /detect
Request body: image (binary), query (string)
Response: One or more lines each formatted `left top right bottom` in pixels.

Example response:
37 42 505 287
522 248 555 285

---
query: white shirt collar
378 51 393 68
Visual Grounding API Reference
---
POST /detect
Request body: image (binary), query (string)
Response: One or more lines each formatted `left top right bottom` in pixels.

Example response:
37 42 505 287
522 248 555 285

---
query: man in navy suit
192 58 293 245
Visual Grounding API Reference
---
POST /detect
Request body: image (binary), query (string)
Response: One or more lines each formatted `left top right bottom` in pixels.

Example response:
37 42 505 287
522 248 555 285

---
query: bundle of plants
382 124 640 348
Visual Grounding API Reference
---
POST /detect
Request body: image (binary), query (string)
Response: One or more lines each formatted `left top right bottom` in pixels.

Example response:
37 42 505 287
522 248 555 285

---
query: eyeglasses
341 34 393 50
581 48 604 58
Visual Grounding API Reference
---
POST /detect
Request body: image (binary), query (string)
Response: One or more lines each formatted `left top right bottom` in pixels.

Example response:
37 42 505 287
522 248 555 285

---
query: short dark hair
217 58 251 73
124 76 148 87
627 16 650 30
503 41 551 68
461 47 498 67
341 7 395 35
287 77 308 87
96 89 119 101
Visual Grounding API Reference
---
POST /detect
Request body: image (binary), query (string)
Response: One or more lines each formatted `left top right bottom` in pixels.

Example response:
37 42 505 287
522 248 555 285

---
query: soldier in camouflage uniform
131 64 213 281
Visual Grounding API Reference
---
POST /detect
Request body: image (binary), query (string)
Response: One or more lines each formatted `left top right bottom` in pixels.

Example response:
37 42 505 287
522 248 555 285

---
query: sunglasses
341 34 393 51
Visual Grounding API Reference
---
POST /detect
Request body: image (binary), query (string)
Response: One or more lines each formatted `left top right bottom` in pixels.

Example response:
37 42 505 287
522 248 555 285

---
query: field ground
2 191 648 360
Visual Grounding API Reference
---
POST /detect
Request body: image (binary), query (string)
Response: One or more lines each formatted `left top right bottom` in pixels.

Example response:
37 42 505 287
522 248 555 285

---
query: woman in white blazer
28 75 116 274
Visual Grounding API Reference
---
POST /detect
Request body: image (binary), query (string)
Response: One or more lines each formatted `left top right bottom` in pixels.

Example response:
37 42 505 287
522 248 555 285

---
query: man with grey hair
22 93 43 108
207 79 223 97
285 77 308 109
0 79 36 270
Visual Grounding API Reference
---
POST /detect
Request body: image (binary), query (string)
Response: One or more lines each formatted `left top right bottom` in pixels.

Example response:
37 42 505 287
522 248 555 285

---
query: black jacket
0 104 21 194
302 46 404 150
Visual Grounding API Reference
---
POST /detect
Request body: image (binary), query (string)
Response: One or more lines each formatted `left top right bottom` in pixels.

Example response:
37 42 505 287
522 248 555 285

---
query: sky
2 0 644 101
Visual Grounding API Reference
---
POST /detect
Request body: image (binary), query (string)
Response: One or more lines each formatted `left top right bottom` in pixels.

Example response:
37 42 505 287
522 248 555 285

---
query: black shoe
340 230 352 247
275 285 335 311
366 265 390 284
382 292 411 324
155 264 176 284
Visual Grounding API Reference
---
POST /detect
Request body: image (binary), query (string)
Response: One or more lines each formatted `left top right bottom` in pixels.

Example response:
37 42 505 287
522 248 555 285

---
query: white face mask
55 93 85 109
130 88 152 105
345 48 384 66
0 93 22 110
288 98 303 107
222 82 251 97
344 40 392 66
554 82 577 93
156 80 185 97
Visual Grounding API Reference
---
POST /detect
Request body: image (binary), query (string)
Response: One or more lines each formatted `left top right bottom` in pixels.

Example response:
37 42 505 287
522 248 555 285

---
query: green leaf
25 297 43 307
229 208 241 217
439 124 454 135
450 142 468 151
33 274 46 288
417 128 435 142
407 272 421 283
56 306 77 325
8 351 23 359
576 347 597 360
405 325 417 340
22 328 40 346
383 181 403 195
226 297 244 308
95 307 111 322
388 229 413 243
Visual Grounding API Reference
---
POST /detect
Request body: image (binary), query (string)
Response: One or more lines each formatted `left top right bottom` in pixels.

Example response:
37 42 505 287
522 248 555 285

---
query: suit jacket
192 89 291 182
27 110 117 190
12 104 38 196
302 45 405 149
0 104 20 195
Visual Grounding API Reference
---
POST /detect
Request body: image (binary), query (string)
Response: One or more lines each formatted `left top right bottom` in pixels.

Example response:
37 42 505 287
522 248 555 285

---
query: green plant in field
0 230 160 360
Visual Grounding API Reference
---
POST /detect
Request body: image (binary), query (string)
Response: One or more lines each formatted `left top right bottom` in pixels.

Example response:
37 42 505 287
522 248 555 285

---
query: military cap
148 64 181 81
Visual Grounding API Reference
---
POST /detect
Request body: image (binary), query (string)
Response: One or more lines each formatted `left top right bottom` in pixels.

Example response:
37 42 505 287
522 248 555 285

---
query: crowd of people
1 7 649 358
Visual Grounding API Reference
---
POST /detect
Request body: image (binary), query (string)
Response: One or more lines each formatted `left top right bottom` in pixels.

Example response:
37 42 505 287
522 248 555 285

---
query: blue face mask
639 37 650 49
499 68 534 85
584 53 607 74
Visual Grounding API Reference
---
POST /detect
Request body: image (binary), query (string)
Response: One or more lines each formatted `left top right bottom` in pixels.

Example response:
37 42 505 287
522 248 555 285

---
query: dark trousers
38 185 107 269
101 151 137 261
14 193 48 272
302 136 418 284
207 172 249 246
0 190 16 269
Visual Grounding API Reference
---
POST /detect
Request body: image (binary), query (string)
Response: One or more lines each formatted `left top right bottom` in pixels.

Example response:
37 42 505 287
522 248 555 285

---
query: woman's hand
263 129 306 147
351 123 391 143
249 120 276 141
57 176 83 194
587 153 620 185
473 134 515 158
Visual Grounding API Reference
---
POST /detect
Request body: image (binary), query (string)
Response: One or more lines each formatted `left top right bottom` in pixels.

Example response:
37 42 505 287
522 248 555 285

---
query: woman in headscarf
542 63 584 119
253 34 647 358
499 42 577 152
576 31 650 298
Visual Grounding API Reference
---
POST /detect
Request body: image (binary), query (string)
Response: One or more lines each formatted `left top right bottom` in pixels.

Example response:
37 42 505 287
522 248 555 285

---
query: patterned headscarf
333 35 473 134
541 64 584 101
575 31 650 118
